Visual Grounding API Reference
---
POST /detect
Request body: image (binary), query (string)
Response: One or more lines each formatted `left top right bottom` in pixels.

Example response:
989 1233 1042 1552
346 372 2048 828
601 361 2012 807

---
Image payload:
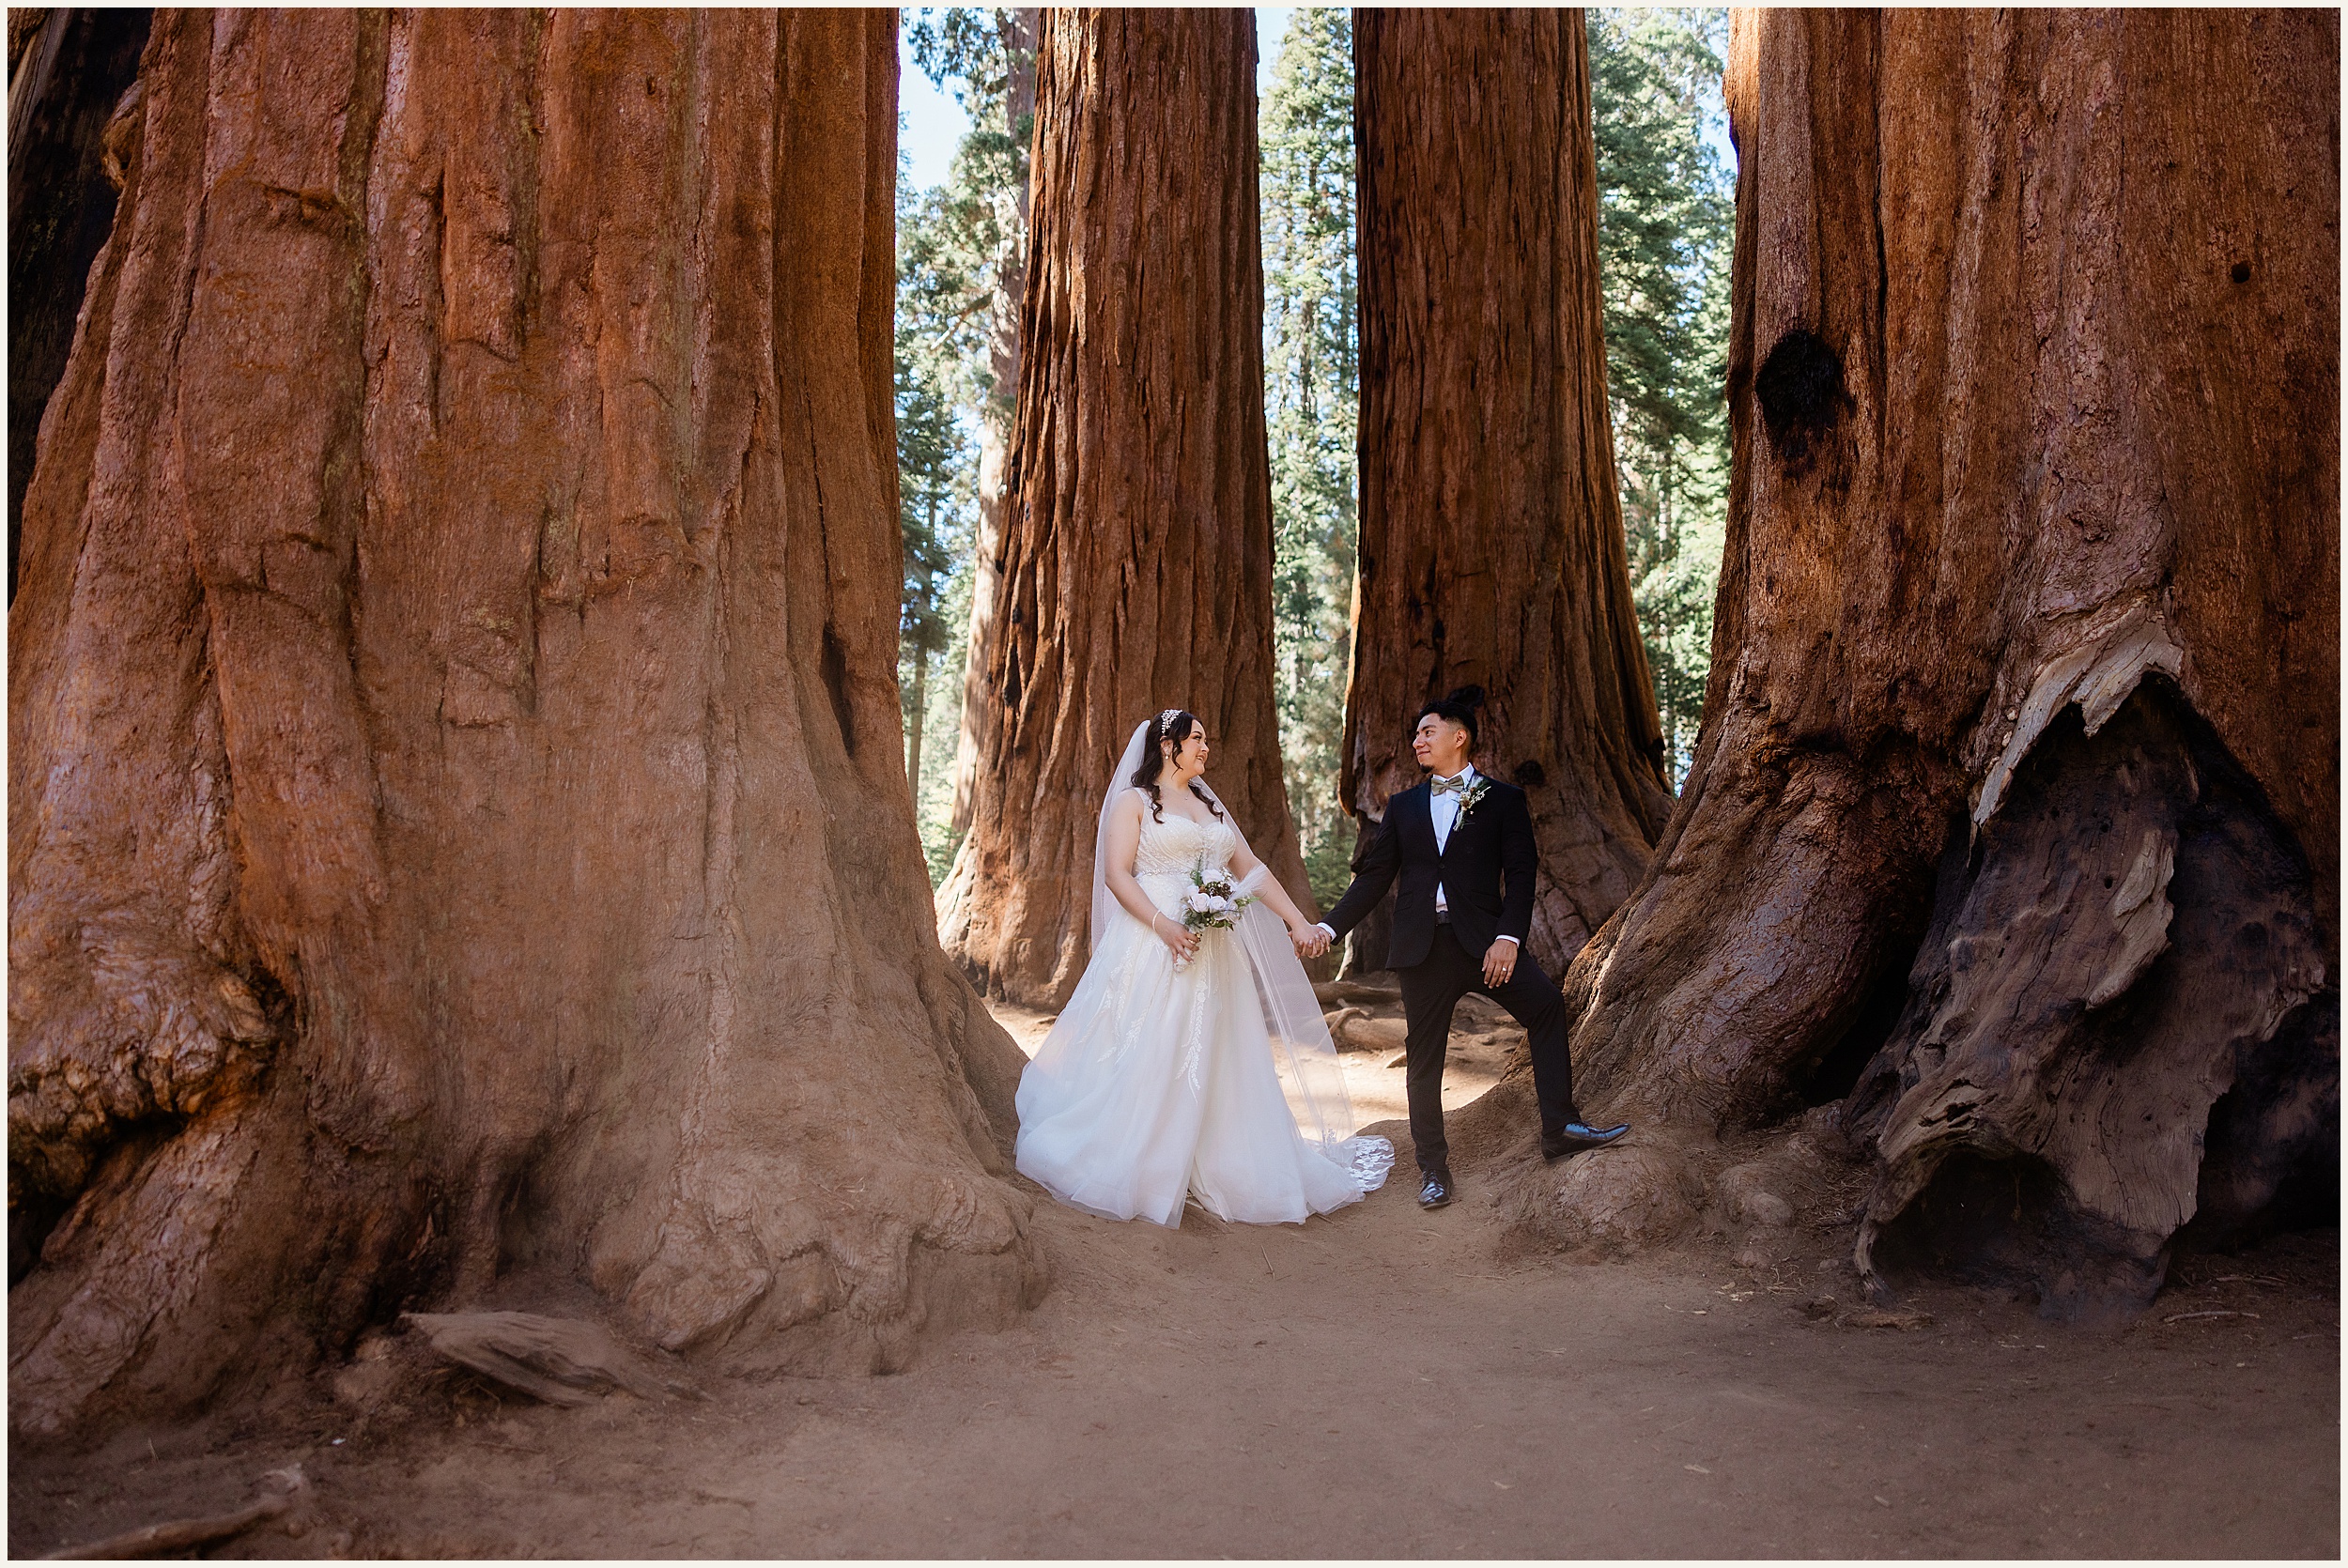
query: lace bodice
1133 803 1238 881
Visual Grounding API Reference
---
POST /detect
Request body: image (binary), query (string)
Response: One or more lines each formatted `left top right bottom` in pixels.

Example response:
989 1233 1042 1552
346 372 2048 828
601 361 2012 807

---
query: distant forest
896 8 1735 900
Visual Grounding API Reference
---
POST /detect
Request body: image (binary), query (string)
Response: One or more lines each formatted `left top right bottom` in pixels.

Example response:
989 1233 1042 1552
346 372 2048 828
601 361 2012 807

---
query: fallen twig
2162 1309 2260 1324
1837 1306 1935 1330
42 1466 307 1560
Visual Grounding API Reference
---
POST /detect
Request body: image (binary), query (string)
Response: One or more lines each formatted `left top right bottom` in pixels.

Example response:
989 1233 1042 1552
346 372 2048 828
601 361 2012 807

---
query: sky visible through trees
897 8 1736 891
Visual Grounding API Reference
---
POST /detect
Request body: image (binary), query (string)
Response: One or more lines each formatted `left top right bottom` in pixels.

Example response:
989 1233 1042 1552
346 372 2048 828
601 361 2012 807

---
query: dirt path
10 1004 2338 1558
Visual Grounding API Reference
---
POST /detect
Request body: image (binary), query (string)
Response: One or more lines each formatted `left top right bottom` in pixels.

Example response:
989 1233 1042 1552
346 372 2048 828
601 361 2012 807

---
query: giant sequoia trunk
947 6 1039 839
1549 9 2338 1314
937 8 1309 1008
8 8 1042 1440
1345 8 1675 984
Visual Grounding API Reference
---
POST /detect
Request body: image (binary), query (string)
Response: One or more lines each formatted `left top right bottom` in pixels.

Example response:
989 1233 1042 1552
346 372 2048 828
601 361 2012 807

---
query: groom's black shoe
1542 1122 1630 1161
1417 1173 1454 1209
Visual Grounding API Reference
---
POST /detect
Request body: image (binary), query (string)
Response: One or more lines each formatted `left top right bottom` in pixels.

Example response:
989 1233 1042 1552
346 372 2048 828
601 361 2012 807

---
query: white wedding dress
1015 757 1394 1227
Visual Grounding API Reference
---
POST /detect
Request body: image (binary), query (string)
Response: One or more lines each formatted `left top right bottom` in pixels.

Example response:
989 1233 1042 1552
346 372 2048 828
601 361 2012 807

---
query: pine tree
1259 8 1358 907
902 9 1033 426
1588 8 1735 785
892 158 981 884
899 8 1038 884
894 334 967 824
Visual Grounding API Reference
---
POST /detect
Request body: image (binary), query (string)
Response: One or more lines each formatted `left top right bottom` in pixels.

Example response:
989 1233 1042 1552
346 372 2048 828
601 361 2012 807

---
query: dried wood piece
1323 1007 1407 1054
404 1312 693 1407
1839 1308 1935 1331
1312 979 1402 1008
41 1465 306 1560
2162 1310 2262 1325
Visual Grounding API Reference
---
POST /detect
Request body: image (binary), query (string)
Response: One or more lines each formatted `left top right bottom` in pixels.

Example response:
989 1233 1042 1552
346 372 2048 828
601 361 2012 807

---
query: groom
1298 692 1627 1208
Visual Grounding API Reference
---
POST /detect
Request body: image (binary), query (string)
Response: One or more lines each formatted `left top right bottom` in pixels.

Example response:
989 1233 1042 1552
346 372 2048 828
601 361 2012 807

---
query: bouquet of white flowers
1172 859 1254 971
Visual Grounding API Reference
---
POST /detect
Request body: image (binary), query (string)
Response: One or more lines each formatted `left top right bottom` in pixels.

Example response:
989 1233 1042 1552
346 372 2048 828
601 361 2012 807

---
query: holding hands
1290 922 1333 960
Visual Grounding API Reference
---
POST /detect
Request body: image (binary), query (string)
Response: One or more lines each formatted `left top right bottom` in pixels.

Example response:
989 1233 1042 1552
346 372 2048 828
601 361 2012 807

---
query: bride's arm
1225 823 1319 934
1103 791 1197 958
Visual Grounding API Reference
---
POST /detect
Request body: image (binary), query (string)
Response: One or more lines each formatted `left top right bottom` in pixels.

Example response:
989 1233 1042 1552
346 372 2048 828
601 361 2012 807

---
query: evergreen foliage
894 337 966 786
895 9 1036 885
1259 8 1360 909
1588 8 1735 785
893 9 1734 891
895 163 977 886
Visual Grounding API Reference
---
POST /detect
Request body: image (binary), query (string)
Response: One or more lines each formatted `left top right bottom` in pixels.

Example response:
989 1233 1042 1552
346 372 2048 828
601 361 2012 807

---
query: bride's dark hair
1131 709 1225 823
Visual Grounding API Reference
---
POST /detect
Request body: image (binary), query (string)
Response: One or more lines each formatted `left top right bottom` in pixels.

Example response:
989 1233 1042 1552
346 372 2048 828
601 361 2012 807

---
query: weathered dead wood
402 1311 692 1407
1311 978 1401 1008
40 1465 308 1560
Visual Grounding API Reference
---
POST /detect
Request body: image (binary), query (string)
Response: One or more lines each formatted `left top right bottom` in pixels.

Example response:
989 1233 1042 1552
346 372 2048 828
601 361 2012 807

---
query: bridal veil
1088 719 1367 1156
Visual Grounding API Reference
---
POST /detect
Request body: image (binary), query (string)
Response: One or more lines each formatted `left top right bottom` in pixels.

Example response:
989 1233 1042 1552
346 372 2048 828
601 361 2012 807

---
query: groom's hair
1415 686 1483 746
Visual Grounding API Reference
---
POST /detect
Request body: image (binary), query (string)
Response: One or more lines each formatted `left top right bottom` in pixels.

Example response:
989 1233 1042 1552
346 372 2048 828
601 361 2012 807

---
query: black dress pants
1396 923 1580 1179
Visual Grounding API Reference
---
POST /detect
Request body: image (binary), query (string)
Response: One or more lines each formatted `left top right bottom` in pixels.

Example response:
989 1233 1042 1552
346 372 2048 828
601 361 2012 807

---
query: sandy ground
8 1000 2339 1559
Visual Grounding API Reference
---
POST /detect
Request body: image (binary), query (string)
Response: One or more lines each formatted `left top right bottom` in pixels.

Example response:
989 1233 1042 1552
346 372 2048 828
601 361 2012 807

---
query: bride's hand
1151 912 1198 961
1290 922 1331 959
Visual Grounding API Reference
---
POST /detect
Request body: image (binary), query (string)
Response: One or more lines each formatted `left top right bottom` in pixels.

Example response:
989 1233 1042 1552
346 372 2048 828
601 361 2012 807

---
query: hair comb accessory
1159 708 1182 730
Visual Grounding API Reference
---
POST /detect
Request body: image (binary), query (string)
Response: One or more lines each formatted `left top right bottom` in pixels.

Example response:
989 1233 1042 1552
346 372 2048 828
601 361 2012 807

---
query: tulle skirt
1014 882 1392 1227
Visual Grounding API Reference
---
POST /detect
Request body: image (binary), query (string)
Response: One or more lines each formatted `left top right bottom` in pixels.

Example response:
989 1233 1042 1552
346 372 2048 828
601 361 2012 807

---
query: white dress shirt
1316 766 1517 948
1428 764 1475 912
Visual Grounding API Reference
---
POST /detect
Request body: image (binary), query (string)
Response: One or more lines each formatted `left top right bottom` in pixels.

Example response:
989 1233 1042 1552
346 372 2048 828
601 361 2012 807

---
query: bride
1015 709 1394 1225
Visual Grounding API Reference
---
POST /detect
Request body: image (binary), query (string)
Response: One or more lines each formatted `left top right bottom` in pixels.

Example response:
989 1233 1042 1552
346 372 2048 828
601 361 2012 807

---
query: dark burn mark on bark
821 626 857 757
1753 327 1846 469
2186 989 2340 1248
8 8 154 604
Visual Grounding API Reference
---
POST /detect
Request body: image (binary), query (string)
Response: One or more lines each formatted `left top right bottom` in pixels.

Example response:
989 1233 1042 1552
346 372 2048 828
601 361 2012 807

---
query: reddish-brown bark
937 8 1310 1008
9 8 1041 1440
1537 8 2337 1313
1345 8 1675 984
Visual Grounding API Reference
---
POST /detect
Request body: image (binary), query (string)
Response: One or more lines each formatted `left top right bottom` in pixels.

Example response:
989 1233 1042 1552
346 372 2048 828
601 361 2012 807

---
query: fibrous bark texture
8 6 153 602
1560 8 2337 1314
937 8 1309 1008
1346 8 1675 983
9 8 1042 1441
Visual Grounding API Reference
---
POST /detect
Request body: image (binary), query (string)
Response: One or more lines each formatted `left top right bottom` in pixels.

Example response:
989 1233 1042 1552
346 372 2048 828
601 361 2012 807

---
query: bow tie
1430 774 1473 797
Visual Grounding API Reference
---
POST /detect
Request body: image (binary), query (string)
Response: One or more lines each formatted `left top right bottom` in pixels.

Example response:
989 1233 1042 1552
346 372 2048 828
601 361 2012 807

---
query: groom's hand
1482 939 1518 988
1292 924 1332 959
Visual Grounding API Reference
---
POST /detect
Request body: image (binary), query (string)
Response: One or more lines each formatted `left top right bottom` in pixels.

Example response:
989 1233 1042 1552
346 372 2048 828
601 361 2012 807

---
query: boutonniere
1452 778 1494 822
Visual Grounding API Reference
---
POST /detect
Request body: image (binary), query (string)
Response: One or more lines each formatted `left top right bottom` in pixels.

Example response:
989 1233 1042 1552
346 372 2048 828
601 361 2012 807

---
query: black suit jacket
1321 777 1538 971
